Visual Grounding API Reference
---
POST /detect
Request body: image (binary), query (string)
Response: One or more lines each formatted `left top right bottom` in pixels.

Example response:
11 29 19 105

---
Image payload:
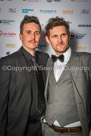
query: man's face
19 22 40 52
46 26 70 56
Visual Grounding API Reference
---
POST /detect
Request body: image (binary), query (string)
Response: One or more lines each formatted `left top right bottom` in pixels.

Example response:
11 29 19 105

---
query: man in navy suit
0 15 49 136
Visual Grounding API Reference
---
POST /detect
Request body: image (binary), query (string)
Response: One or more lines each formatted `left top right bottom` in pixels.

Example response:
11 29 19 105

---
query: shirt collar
22 47 36 62
63 47 71 62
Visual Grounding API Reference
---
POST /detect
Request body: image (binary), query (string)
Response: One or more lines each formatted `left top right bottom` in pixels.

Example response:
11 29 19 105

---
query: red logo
71 0 76 2
0 30 2 36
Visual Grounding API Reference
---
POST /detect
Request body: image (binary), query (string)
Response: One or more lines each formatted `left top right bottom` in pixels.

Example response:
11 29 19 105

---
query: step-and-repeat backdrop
0 0 91 58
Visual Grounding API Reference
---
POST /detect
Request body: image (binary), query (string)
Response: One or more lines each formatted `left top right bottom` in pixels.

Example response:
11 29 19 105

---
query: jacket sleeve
89 55 91 130
89 55 91 83
0 58 10 136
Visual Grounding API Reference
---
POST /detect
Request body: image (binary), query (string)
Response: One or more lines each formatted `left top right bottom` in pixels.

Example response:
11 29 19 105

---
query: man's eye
27 31 31 34
53 35 57 38
35 32 40 35
61 34 66 37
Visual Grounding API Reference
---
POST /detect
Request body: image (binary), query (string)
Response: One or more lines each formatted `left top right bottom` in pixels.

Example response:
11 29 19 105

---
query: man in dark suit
0 15 49 136
43 16 91 136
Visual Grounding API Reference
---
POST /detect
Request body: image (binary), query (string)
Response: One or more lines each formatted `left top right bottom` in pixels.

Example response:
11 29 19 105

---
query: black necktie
32 58 45 113
51 54 64 62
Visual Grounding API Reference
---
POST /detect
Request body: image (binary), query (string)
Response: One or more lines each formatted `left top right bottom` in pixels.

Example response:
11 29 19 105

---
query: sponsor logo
22 0 41 2
37 44 47 48
8 8 16 13
54 0 61 1
22 9 34 13
0 30 16 37
76 46 87 50
40 10 56 14
63 10 74 14
71 0 89 2
76 0 89 2
27 0 41 1
47 0 53 2
7 0 13 1
0 19 15 25
70 33 87 39
6 51 10 56
71 0 76 1
80 9 89 14
6 44 16 47
47 0 61 2
78 24 91 27
76 33 87 39
0 30 3 36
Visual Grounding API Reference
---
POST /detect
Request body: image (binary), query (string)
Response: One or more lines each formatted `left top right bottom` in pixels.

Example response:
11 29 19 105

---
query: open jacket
0 47 49 136
45 51 91 136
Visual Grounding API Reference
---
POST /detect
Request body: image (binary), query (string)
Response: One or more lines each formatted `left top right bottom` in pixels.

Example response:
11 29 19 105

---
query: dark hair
20 15 41 34
45 16 69 37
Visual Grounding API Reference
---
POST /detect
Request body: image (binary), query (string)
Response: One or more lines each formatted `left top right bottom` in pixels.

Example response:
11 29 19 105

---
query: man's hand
89 130 91 136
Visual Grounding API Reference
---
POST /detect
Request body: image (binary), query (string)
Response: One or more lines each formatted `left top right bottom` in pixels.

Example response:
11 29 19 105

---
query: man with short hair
0 15 49 136
43 16 91 136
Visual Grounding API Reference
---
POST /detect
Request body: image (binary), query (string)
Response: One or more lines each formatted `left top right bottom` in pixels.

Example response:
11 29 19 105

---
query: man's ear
19 33 22 41
45 35 51 44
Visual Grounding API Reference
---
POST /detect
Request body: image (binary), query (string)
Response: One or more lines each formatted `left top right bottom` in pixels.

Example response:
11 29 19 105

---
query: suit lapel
16 48 31 89
67 51 80 84
55 51 80 84
44 58 53 103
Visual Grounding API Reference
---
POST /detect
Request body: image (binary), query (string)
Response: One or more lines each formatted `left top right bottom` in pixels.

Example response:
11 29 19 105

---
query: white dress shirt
54 47 71 82
53 47 81 127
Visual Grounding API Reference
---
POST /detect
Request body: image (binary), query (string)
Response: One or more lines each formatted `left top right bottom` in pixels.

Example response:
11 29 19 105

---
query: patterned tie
51 54 64 62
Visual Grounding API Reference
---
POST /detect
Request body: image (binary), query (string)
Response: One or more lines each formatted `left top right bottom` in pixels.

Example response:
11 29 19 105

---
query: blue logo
70 33 87 39
76 33 87 39
37 44 47 48
78 24 91 27
40 10 56 14
0 19 15 24
54 0 61 1
47 0 53 2
6 51 10 56
22 9 34 13
47 0 61 2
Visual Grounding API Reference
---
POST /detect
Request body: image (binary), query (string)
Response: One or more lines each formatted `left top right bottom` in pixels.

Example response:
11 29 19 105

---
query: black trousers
25 120 42 136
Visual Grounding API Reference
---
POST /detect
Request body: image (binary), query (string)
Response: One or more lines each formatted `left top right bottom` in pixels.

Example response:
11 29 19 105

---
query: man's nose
58 36 62 42
31 33 35 39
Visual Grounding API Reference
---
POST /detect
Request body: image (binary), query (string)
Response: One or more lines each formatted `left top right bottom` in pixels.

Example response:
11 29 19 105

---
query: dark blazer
0 47 49 136
45 51 91 136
